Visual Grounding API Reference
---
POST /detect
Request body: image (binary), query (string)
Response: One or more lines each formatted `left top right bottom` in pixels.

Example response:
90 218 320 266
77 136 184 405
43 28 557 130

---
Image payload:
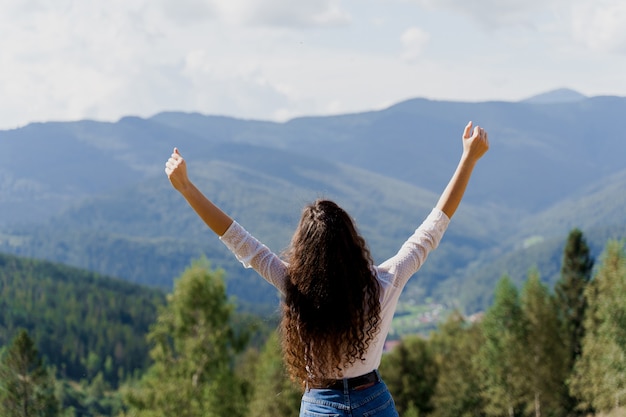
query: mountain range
1 88 625 314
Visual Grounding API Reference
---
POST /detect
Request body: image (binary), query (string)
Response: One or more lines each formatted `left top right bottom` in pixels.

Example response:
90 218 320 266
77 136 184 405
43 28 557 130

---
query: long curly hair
280 199 381 388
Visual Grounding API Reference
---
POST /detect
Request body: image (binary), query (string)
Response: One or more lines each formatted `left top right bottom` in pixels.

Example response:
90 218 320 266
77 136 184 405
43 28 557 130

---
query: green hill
1 147 505 314
514 168 626 242
445 167 626 312
0 251 165 386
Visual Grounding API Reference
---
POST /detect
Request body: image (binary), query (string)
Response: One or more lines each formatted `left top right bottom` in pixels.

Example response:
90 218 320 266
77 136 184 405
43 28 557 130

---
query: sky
1 0 626 129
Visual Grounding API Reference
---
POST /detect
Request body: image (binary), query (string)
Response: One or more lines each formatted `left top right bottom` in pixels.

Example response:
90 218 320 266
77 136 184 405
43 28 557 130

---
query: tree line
384 229 625 417
1 229 625 416
0 253 165 391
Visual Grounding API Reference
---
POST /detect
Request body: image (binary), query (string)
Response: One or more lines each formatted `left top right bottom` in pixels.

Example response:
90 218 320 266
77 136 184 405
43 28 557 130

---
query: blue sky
1 0 625 129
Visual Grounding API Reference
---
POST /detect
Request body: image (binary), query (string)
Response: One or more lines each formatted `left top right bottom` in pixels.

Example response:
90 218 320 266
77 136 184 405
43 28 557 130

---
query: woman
165 121 489 416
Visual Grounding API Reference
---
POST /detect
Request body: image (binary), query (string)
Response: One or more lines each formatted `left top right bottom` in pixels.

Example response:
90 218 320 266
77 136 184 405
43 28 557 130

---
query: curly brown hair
280 199 381 388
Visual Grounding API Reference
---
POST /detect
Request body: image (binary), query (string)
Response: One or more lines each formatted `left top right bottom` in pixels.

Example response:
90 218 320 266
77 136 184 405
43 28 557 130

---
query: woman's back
166 121 489 416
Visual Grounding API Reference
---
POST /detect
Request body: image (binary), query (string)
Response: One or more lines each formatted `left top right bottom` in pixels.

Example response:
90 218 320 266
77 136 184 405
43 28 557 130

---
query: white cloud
407 0 572 30
0 1 222 127
405 0 626 56
179 49 294 119
570 1 626 53
154 0 217 25
0 0 356 128
401 27 430 62
1 0 626 130
214 0 351 27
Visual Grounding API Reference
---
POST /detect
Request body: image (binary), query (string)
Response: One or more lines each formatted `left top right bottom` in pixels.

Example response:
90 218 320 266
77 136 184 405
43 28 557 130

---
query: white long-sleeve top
219 207 450 378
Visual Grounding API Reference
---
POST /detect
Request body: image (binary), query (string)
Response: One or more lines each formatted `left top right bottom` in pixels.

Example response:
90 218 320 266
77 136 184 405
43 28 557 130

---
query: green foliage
53 377 125 417
380 335 438 416
1 213 625 417
0 329 59 417
555 228 594 415
519 269 567 417
0 252 164 387
429 311 485 417
247 332 301 417
457 224 626 315
556 229 594 360
122 260 250 417
477 276 526 417
570 240 626 412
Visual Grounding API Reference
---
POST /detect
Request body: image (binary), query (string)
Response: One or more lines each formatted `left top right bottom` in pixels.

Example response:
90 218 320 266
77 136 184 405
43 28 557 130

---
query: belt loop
343 376 349 393
374 369 381 382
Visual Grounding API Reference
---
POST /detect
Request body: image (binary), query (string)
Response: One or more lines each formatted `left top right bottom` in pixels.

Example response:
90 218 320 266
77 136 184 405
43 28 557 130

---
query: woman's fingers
165 148 185 177
463 121 473 139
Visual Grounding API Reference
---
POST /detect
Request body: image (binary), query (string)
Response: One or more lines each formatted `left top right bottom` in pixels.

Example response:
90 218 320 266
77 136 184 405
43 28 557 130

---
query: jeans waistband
311 369 381 391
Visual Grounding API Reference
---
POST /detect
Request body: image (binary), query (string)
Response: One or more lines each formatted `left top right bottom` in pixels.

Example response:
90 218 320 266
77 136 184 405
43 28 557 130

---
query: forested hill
1 90 626 314
0 251 165 386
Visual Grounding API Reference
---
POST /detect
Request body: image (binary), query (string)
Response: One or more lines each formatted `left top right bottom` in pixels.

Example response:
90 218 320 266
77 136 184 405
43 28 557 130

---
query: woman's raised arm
165 148 234 236
435 121 489 219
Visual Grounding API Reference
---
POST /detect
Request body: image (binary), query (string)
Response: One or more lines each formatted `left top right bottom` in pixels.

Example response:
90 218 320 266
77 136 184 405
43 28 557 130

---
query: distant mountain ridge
1 91 625 314
522 88 588 103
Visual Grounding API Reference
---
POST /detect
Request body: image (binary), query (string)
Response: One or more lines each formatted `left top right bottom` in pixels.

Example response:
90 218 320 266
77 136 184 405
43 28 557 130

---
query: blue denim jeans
300 372 399 417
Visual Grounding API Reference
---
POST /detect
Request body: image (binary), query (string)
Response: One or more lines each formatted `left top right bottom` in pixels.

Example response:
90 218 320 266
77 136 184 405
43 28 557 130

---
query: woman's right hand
165 147 190 192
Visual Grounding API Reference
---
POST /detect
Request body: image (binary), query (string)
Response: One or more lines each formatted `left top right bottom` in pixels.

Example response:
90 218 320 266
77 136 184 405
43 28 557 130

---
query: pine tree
520 269 567 417
0 329 59 417
121 260 250 417
570 240 626 412
477 276 525 417
554 228 594 415
430 311 486 417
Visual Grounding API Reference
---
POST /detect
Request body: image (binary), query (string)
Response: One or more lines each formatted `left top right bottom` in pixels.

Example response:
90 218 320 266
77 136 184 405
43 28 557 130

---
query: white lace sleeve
219 221 289 294
378 208 450 291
